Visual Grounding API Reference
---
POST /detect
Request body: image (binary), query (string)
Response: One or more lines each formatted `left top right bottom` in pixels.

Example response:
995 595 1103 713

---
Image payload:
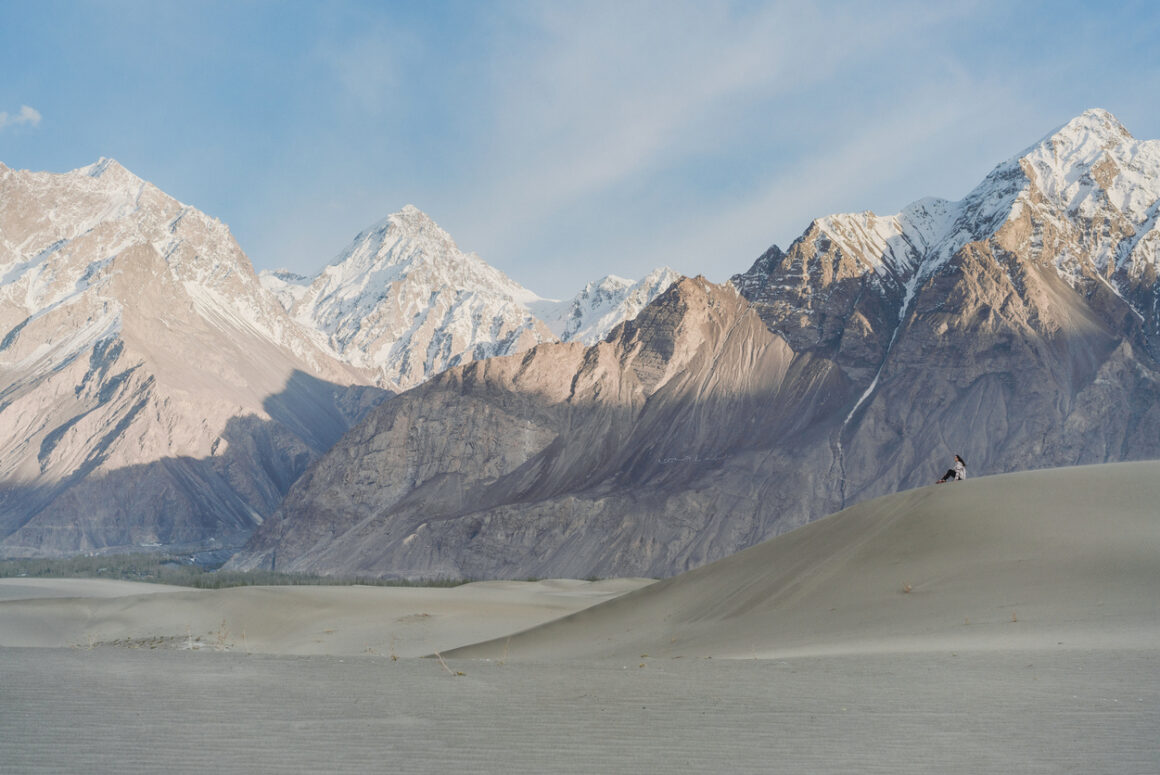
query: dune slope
448 461 1160 660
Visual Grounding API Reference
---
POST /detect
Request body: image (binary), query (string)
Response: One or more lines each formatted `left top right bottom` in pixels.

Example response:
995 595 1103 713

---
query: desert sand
0 576 651 657
2 461 1158 774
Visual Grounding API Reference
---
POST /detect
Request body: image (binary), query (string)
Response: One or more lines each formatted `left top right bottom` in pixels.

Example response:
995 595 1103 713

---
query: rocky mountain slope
230 276 848 578
732 108 1160 501
0 161 680 560
0 159 384 558
229 109 1160 580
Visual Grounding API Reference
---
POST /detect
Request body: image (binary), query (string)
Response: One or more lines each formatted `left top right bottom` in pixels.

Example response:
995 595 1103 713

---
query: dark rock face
231 110 1160 580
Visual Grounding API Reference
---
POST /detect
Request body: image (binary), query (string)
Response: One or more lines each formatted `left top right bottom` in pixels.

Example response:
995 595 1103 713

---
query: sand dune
5 463 1154 662
448 461 1160 660
0 577 650 657
3 462 1158 774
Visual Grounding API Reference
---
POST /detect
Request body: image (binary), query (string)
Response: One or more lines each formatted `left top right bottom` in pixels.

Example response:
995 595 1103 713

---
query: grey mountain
228 109 1160 580
0 162 682 561
732 108 1160 501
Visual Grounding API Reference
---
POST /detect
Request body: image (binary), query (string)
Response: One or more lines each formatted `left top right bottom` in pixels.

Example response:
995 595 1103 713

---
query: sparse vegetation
0 553 470 589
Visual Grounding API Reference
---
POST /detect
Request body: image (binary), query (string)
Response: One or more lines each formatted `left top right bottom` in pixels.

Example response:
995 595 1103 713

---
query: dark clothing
937 459 967 483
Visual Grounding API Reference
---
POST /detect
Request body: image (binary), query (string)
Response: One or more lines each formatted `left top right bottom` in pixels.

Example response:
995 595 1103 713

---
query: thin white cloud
628 80 1040 284
460 1 982 259
313 22 419 115
0 105 42 131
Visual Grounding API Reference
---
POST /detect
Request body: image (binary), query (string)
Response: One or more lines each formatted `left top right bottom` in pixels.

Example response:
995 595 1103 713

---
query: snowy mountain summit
733 108 1160 373
263 205 554 392
264 206 678 391
531 267 681 345
1014 108 1160 300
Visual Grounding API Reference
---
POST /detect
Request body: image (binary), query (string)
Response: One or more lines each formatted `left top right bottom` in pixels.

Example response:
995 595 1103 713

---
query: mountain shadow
0 372 389 559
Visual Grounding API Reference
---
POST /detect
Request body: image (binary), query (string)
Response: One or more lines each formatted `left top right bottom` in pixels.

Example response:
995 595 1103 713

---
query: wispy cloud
636 79 1035 283
477 3 831 225
10 0 1147 299
0 105 42 131
449 1 990 289
316 24 418 115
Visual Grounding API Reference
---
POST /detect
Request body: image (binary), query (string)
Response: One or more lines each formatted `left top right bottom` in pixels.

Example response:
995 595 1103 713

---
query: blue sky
2 0 1158 299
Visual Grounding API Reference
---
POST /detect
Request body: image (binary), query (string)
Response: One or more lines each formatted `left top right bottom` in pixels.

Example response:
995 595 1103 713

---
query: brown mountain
0 159 385 558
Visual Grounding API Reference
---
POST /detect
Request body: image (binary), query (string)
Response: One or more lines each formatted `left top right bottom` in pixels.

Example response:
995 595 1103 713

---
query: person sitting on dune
936 454 967 484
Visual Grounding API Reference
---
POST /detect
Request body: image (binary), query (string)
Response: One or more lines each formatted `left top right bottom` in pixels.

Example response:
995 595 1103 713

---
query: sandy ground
4 647 1156 774
0 577 651 657
451 460 1160 662
2 461 1158 773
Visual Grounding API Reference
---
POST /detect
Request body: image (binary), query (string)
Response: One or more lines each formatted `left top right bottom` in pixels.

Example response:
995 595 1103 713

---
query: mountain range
0 162 674 558
3 109 1158 578
260 207 681 393
227 109 1160 579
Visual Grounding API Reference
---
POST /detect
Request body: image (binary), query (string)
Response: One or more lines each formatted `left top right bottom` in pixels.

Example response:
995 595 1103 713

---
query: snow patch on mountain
739 108 1160 305
531 266 681 344
262 206 554 391
259 270 313 310
263 206 681 390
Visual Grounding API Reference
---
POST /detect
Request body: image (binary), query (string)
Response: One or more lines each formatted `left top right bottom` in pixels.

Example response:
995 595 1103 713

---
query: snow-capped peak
735 109 1160 335
533 266 681 344
1015 108 1159 219
270 206 553 391
814 109 1158 282
1034 108 1132 156
568 274 635 304
300 205 543 323
0 156 366 405
350 204 459 265
83 157 125 179
261 204 684 388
